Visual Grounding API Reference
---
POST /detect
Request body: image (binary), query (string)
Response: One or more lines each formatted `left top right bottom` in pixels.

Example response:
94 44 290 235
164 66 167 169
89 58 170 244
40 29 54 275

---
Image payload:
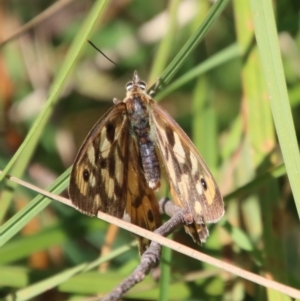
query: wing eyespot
201 178 207 191
147 209 154 223
83 169 90 182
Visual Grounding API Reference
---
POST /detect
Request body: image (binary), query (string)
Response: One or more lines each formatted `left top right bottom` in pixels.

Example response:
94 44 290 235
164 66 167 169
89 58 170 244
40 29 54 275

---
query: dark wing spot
114 181 122 199
194 169 201 180
106 123 115 143
139 218 147 229
132 196 141 208
201 178 207 191
147 209 154 223
165 126 175 147
170 151 181 182
165 147 169 161
108 156 115 177
100 160 107 169
92 139 100 165
83 169 90 182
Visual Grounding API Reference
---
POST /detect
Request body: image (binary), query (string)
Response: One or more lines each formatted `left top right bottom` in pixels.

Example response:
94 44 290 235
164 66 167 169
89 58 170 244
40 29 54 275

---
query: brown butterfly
69 71 224 254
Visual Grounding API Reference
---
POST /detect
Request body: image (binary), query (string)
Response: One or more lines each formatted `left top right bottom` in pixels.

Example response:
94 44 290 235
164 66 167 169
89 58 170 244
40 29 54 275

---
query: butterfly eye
138 81 146 90
126 82 134 91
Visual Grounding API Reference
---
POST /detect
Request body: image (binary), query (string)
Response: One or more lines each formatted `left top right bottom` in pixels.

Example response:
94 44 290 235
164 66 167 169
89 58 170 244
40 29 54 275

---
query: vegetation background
0 0 299 300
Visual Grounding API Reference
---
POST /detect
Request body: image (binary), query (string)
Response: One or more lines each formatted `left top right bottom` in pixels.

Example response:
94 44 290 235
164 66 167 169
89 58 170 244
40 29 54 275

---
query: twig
102 199 190 301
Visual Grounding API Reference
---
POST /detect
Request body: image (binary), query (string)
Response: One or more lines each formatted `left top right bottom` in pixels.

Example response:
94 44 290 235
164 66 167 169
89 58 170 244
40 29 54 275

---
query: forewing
150 102 224 242
125 138 162 254
69 103 129 218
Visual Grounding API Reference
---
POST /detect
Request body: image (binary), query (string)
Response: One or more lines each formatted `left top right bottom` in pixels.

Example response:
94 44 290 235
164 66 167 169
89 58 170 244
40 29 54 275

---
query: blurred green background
0 0 300 300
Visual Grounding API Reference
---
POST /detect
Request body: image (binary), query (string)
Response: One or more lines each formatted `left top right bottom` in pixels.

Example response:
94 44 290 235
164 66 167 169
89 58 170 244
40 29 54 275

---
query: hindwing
125 138 161 254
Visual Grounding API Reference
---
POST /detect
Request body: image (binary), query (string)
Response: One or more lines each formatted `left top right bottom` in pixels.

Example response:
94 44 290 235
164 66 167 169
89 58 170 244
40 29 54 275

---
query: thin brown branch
102 201 190 301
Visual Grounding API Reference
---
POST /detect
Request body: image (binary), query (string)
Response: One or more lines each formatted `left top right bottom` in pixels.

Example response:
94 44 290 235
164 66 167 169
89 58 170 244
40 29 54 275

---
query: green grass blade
149 0 181 83
159 243 173 301
2 243 135 301
250 0 300 217
156 43 239 101
0 169 69 247
152 0 229 90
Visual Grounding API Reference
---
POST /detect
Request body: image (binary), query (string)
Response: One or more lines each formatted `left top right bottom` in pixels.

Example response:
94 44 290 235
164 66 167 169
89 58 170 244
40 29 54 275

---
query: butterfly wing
150 101 224 243
69 103 129 217
125 137 162 254
69 102 161 253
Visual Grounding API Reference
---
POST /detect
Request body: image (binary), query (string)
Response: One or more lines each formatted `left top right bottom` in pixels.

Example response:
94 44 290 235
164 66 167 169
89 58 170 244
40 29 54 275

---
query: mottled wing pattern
69 103 129 218
69 102 161 254
169 181 208 242
125 137 162 254
150 101 224 243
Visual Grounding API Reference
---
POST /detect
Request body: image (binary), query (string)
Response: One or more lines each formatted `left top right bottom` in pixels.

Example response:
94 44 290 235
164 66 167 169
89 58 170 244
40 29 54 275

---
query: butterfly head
126 71 147 93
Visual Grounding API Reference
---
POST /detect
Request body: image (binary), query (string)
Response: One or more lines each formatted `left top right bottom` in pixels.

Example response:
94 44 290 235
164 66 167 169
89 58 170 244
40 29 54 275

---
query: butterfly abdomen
126 95 161 190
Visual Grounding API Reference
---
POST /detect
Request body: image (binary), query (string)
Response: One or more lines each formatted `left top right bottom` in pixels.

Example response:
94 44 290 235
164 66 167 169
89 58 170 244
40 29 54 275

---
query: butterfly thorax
124 72 161 190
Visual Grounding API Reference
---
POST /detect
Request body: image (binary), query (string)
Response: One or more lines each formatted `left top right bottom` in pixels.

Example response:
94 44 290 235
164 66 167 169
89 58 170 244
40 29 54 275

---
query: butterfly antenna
87 40 125 74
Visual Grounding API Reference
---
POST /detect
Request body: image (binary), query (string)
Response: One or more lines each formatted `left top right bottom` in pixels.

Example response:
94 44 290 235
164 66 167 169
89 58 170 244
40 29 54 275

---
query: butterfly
69 71 224 254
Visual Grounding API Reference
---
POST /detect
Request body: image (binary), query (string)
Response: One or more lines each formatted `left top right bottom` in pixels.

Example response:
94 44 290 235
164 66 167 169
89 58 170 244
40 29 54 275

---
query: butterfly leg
149 78 161 96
